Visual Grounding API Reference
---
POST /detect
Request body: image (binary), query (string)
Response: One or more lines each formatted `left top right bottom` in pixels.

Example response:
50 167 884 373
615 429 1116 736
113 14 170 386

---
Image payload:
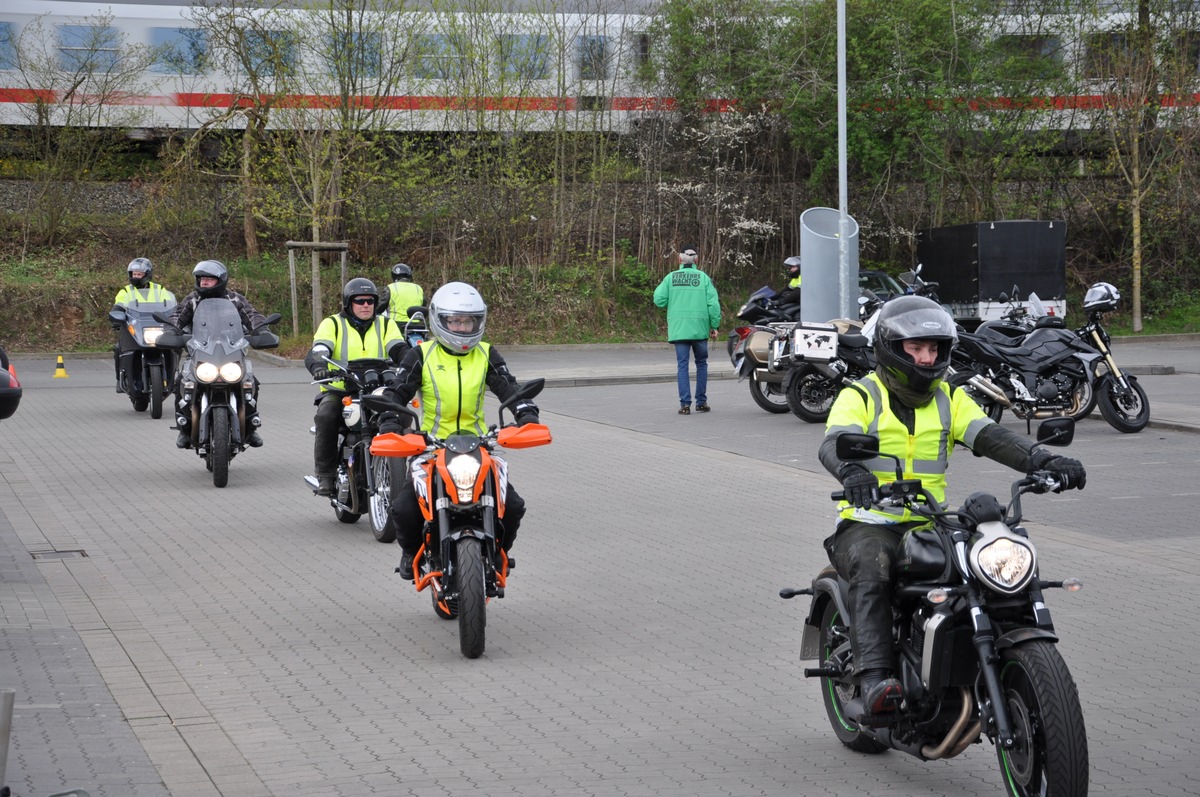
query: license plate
792 325 838 362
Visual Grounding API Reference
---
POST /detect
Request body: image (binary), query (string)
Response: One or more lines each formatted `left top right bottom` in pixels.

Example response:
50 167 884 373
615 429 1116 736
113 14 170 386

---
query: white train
0 0 676 134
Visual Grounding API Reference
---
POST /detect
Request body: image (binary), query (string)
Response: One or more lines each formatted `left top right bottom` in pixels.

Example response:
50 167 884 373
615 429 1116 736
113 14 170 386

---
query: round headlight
195 362 219 382
219 362 244 382
446 454 481 502
969 521 1037 594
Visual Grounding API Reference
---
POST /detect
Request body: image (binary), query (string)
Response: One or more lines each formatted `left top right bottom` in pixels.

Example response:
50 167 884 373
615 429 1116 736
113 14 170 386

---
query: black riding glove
311 367 329 382
377 411 408 436
838 463 879 510
514 400 539 427
1029 449 1087 492
515 413 540 427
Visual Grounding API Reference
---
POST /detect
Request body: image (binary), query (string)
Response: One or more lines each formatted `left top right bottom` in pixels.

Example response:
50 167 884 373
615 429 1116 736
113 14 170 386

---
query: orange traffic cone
53 355 69 378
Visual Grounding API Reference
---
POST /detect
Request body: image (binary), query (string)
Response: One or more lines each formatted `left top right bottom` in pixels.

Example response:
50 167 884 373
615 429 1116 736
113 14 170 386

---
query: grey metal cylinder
799 207 859 322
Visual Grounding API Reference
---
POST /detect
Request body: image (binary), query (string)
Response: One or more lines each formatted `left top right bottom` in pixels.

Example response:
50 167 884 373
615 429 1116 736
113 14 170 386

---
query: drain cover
31 550 88 560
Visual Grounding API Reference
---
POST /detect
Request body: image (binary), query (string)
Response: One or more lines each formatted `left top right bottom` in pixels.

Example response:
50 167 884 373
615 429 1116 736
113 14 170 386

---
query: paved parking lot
1 345 1198 797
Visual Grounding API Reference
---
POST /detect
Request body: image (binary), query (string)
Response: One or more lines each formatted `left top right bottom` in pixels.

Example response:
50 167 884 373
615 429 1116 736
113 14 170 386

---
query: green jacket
653 265 721 342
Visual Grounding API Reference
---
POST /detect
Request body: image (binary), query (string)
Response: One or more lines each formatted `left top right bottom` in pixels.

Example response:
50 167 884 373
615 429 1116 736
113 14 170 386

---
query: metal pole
288 248 299 338
837 0 852 319
0 688 15 794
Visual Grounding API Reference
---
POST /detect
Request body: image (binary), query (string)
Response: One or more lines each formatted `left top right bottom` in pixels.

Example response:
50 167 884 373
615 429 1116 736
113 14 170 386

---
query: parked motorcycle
157 299 281 487
0 346 20 421
304 357 403 541
109 294 178 419
782 417 1088 797
367 379 551 659
1076 282 1149 433
727 286 801 414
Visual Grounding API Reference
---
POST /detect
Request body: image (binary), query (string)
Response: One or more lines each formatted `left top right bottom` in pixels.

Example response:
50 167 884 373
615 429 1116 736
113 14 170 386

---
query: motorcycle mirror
1036 417 1075 447
999 292 1009 303
108 309 125 323
834 432 879 462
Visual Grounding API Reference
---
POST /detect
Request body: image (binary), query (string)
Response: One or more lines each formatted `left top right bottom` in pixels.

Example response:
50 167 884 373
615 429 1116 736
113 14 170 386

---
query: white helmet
429 282 487 353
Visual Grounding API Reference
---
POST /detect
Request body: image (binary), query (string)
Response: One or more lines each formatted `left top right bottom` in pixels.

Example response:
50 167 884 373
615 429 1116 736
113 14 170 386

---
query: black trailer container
915 220 1067 326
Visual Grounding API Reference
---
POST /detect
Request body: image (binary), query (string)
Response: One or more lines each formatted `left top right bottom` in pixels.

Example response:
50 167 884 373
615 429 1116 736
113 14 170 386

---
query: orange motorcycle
367 380 551 658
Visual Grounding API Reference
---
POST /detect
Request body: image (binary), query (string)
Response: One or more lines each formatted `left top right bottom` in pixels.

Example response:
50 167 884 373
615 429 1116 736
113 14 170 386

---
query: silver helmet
428 282 487 353
873 295 957 407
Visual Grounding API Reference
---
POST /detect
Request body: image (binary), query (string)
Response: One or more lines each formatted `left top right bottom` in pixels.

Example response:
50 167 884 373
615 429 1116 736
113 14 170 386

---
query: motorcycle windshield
188 298 249 359
122 297 177 322
1027 292 1048 318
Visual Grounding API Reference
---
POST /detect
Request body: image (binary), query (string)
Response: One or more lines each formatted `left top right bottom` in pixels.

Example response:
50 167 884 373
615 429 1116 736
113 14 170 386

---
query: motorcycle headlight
342 402 361 428
195 362 219 382
969 521 1037 594
219 362 244 382
143 327 163 346
446 454 481 502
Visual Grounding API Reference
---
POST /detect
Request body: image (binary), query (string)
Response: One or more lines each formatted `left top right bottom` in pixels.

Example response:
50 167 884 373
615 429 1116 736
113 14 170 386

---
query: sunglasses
351 297 376 306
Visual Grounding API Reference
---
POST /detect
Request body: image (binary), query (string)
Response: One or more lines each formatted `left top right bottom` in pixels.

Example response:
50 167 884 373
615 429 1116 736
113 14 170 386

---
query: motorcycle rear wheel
787 366 837 424
456 537 487 659
211 411 230 488
748 377 790 414
1096 373 1149 433
149 363 165 420
818 601 888 754
369 455 403 543
131 394 149 412
997 640 1088 797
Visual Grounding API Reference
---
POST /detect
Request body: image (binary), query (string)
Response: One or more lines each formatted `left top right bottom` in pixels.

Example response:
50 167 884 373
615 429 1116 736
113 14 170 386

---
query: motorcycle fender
995 627 1058 651
799 572 848 660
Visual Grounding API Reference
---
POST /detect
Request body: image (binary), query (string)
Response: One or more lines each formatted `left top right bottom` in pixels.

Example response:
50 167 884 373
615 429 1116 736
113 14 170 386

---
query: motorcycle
0 346 20 421
367 379 552 659
1076 282 1149 433
727 286 801 414
782 417 1088 797
303 357 403 541
108 294 178 419
950 298 1120 430
400 305 433 350
156 299 281 487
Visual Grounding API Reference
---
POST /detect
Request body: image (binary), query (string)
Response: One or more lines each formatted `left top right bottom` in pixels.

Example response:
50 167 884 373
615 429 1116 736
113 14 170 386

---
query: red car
0 346 21 420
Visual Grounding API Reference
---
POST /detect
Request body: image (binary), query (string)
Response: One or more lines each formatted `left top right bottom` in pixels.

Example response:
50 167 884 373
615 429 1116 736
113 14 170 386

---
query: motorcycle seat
839 333 870 349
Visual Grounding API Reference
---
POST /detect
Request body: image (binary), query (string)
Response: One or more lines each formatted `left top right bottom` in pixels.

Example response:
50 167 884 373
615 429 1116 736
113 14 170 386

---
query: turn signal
1063 578 1083 592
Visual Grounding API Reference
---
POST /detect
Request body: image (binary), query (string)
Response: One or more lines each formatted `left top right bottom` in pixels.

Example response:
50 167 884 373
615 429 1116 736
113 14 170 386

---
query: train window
149 28 207 75
326 31 383 80
1082 31 1130 80
1171 30 1200 76
0 22 14 70
245 29 295 77
57 25 121 73
498 34 549 81
578 35 610 81
412 34 464 80
993 34 1065 81
633 32 651 70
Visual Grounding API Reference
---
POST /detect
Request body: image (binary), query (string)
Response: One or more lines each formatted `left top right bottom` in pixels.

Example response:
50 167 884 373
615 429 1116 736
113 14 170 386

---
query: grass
1104 295 1200 336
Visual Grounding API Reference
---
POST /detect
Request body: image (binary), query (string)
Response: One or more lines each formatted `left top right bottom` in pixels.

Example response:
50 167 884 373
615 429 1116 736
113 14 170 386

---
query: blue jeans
674 340 709 406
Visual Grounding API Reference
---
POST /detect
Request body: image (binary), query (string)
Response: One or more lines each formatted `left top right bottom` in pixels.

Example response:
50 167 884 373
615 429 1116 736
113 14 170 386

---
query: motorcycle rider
305 277 408 497
381 263 424 323
110 258 176 388
776 255 803 308
167 260 269 449
818 295 1087 721
381 281 540 579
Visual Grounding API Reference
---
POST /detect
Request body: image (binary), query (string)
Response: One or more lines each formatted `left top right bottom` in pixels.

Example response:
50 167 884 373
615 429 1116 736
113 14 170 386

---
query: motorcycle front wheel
1096 373 1149 433
149 363 165 420
456 537 487 659
997 640 1089 797
748 377 790 413
786 366 838 424
369 454 403 543
211 410 231 488
818 600 888 754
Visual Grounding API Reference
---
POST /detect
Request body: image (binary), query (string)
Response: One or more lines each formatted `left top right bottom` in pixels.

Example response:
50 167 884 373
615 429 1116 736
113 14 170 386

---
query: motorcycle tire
211 411 231 488
369 455 403 543
131 395 149 413
748 377 790 414
149 363 165 420
786 366 837 424
1096 373 1149 433
456 537 487 659
817 600 888 754
996 640 1089 797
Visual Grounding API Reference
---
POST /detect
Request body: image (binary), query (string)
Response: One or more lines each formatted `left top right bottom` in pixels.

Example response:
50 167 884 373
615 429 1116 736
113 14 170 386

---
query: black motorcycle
158 299 281 487
304 357 403 541
727 286 800 414
109 295 178 419
783 417 1088 797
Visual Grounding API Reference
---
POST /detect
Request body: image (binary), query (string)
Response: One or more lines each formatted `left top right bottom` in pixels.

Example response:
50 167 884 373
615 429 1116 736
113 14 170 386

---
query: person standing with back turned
653 246 721 415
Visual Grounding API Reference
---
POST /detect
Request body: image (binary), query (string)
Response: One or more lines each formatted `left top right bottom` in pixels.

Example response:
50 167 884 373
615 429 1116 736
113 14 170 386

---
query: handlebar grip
831 490 845 501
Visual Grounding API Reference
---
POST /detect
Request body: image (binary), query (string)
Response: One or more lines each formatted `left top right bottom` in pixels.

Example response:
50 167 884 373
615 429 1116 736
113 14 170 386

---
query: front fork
1087 326 1134 393
969 601 1018 749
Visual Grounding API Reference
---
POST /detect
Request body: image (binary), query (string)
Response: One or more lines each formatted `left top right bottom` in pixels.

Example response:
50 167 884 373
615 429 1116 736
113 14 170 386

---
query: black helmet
390 263 413 282
342 277 379 316
193 260 229 298
127 257 153 289
784 255 801 280
873 295 957 407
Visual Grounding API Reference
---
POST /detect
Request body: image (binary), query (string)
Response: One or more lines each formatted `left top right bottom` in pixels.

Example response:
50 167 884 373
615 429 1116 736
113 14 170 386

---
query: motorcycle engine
1034 374 1071 405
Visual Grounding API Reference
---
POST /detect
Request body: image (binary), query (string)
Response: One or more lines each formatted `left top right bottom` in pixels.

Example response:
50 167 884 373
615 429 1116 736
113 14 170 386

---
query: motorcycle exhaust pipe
920 687 974 760
965 374 1011 407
